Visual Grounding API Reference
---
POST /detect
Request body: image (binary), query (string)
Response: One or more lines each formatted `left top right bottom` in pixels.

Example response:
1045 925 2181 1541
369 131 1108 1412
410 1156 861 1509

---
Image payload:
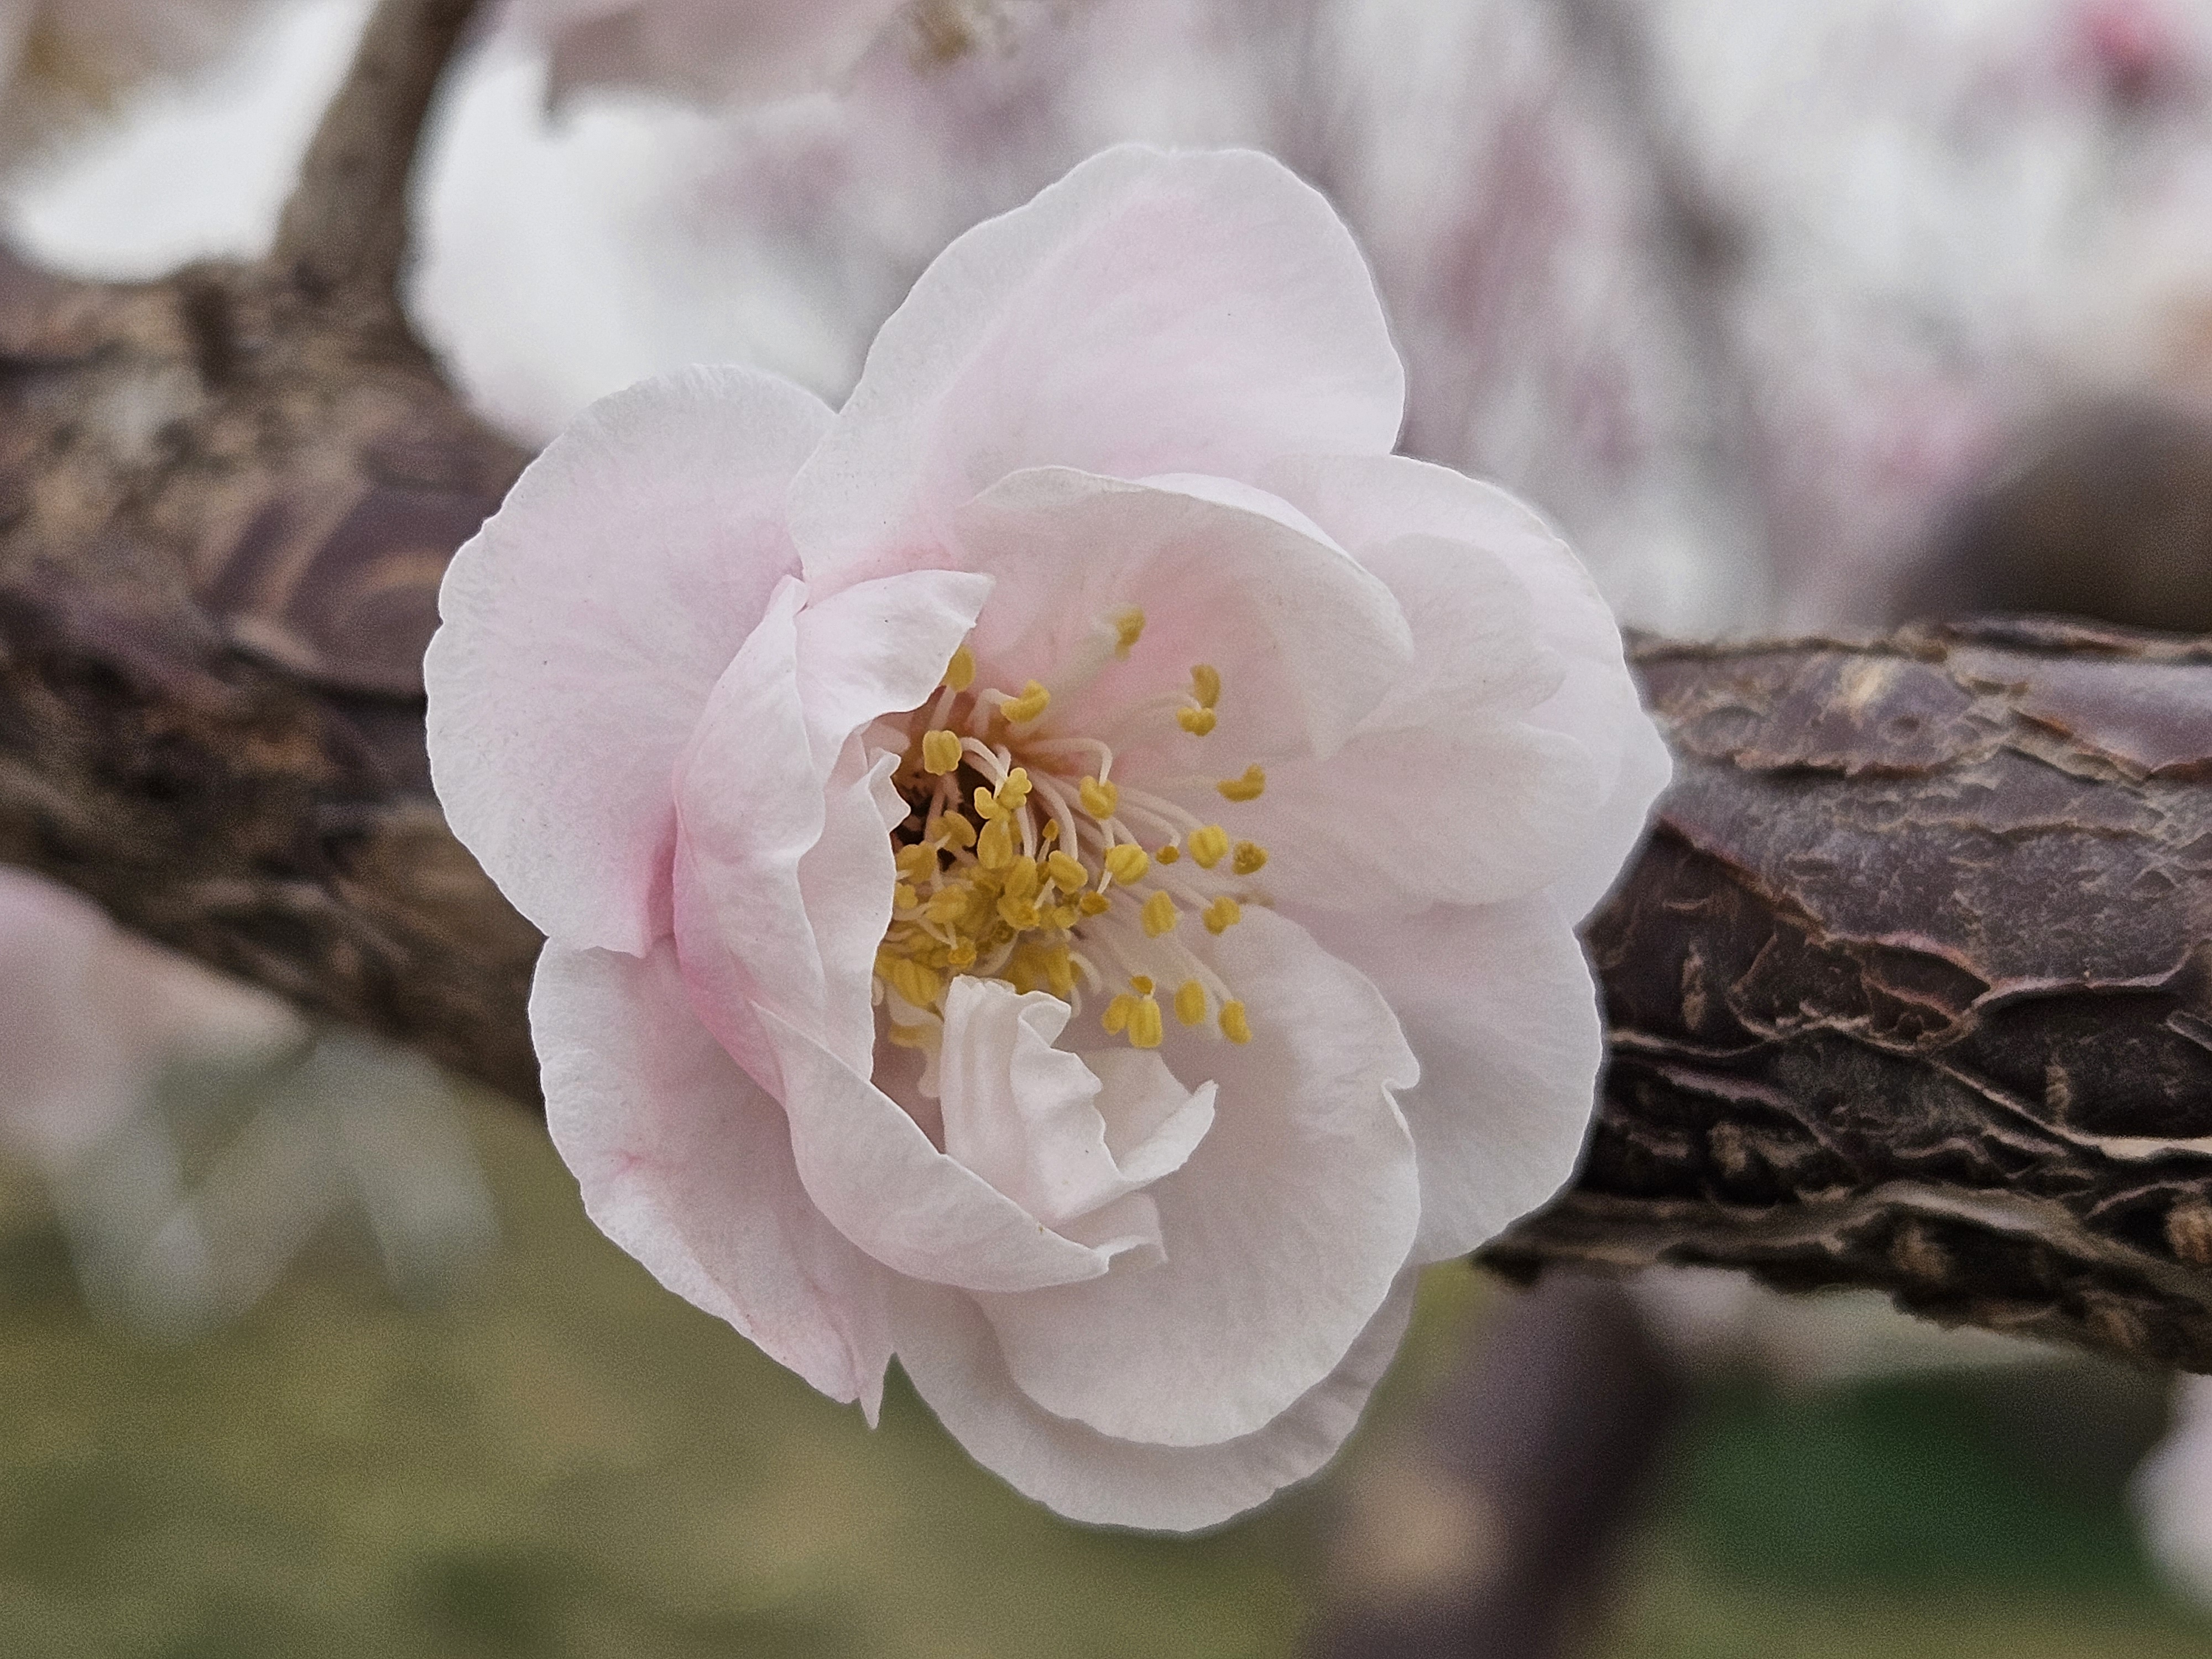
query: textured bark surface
1487 618 2212 1369
0 0 542 1098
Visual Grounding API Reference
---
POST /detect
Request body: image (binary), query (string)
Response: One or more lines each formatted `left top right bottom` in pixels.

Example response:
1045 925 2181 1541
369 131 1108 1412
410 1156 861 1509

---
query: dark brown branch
1487 618 2212 1370
271 0 483 302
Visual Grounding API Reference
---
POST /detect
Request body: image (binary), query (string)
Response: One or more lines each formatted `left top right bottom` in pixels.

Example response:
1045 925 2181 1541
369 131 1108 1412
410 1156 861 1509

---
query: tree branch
271 0 483 303
1487 618 2212 1370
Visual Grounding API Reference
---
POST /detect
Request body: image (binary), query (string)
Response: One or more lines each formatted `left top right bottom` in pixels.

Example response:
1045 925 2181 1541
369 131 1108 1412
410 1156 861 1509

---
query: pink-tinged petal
950 467 1413 767
895 1270 1420 1532
789 146 1405 589
1262 453 1670 919
672 568 990 1081
937 975 1214 1231
427 366 830 954
0 869 143 1167
1235 530 1600 914
976 908 1418 1447
1299 894 1602 1262
533 938 893 1411
757 1005 1123 1295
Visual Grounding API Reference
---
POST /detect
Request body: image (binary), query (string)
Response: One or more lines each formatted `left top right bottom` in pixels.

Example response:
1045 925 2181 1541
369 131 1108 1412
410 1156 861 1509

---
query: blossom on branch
425 144 1666 1529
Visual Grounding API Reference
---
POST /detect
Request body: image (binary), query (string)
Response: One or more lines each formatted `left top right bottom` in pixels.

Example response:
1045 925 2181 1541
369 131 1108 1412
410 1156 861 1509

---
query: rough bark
0 0 540 1094
1486 618 2212 1371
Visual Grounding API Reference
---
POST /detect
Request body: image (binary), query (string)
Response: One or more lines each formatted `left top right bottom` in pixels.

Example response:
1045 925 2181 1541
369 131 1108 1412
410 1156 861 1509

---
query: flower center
872 605 1270 1061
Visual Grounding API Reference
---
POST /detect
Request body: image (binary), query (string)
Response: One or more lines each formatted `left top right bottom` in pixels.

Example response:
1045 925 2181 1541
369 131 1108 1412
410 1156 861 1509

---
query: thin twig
270 0 483 301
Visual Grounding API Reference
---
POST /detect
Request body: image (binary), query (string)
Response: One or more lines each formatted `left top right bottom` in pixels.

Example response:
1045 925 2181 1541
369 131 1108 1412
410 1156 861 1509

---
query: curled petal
1262 453 1670 919
937 975 1215 1233
758 1006 1128 1295
951 467 1413 767
790 145 1406 589
672 568 990 1082
427 366 830 954
1234 530 1601 914
1299 894 1603 1262
895 1271 1420 1531
534 939 894 1412
976 909 1418 1448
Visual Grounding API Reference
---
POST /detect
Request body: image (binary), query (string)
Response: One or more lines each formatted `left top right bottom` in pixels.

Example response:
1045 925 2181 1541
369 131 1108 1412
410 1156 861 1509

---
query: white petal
533 939 894 1412
937 975 1214 1230
757 1006 1124 1295
1262 453 1670 919
894 1270 1420 1532
951 466 1413 766
790 145 1405 590
977 909 1419 1447
427 366 830 954
671 568 989 1083
1299 894 1603 1262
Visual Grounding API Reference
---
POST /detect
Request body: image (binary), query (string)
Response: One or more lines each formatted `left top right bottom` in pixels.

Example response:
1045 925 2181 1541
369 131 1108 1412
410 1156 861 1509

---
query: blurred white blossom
0 867 495 1335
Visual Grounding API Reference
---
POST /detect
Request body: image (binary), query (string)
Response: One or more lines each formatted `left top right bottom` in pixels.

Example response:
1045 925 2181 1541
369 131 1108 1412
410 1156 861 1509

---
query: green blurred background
6 1086 2212 1659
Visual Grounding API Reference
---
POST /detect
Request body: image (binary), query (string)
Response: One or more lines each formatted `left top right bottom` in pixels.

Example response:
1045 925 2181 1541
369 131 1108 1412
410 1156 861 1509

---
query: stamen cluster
872 610 1272 1067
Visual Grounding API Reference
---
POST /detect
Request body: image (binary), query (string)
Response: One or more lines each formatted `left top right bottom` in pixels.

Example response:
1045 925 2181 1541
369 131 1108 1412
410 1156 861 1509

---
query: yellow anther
893 883 918 911
926 886 971 925
1102 844 1150 886
1102 994 1135 1036
1045 851 1089 893
921 729 963 774
978 815 1016 872
1048 902 1081 930
1041 820 1060 844
1232 840 1269 875
1191 664 1222 708
1141 891 1180 937
997 894 1042 931
1219 1001 1252 1044
1176 706 1218 736
933 812 975 851
1128 995 1164 1050
1187 825 1230 869
1129 974 1155 995
1175 979 1208 1026
1156 843 1181 864
882 957 943 1012
1218 765 1266 802
1001 857 1042 903
973 784 1004 821
1203 896 1243 934
1079 776 1119 818
1078 891 1112 917
886 1022 934 1050
1044 947 1077 998
998 767 1032 808
943 644 976 692
896 844 939 881
946 939 977 968
1113 607 1146 659
999 680 1051 723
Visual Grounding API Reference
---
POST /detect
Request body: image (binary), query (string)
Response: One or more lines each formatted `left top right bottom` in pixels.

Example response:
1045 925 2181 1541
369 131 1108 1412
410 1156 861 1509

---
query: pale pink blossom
505 0 917 108
426 144 1666 1529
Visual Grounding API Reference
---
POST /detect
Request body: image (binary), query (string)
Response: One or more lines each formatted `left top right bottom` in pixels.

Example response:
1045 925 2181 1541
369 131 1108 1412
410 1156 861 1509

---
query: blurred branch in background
1306 1276 1683 1658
